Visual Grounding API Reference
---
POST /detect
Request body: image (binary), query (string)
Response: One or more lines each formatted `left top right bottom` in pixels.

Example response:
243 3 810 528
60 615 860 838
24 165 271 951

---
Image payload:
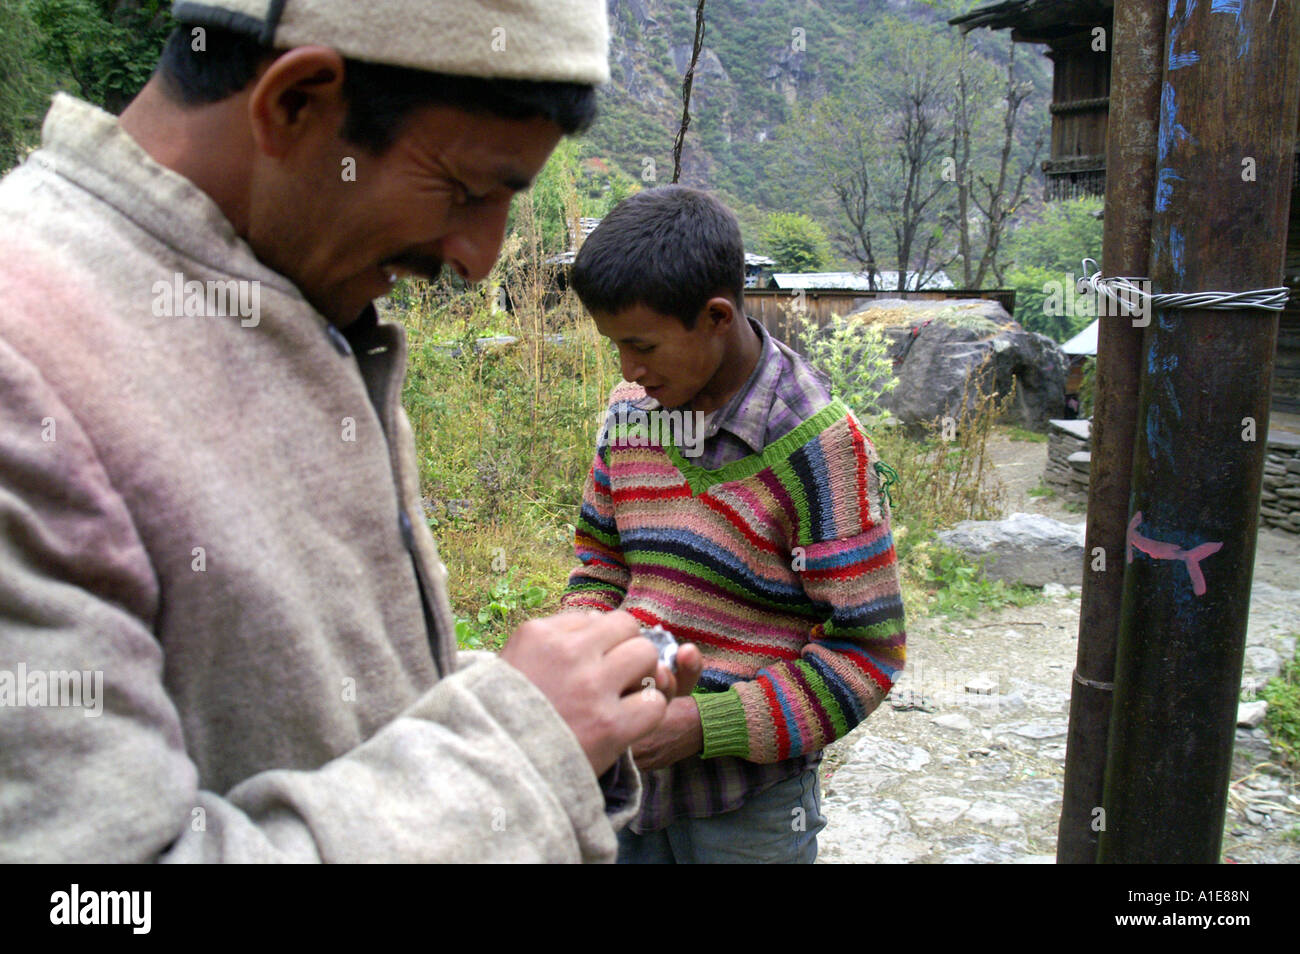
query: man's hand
499 610 700 776
630 696 703 771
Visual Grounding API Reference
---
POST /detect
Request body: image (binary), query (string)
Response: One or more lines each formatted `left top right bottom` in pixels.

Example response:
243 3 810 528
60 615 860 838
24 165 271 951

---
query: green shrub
1078 358 1097 418
1261 653 1300 766
920 544 1043 619
794 312 896 426
454 569 550 651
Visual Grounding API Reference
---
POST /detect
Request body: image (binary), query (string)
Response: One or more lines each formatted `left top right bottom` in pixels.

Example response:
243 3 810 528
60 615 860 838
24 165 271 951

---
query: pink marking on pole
1126 511 1223 596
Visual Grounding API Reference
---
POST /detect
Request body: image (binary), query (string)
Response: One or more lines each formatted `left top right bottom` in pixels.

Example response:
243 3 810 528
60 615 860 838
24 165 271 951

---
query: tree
789 20 960 291
0 2 56 170
760 212 832 273
29 0 173 115
1002 197 1104 339
525 138 584 255
516 141 641 255
947 33 1044 287
781 18 1045 292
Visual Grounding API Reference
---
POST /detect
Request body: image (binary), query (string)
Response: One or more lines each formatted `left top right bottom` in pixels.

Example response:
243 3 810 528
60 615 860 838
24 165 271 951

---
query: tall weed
398 189 618 646
793 309 1014 615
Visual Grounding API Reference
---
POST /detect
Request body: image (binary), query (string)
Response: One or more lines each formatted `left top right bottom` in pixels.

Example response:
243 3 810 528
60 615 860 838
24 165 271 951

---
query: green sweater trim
695 688 751 760
824 615 907 641
664 398 853 496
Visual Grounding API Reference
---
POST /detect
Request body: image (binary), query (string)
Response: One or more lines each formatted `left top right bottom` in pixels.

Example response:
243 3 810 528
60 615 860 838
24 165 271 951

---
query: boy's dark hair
156 25 598 153
570 186 746 329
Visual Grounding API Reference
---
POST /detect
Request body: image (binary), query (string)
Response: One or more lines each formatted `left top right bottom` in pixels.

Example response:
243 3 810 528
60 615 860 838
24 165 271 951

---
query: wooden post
1056 0 1165 864
1097 0 1300 862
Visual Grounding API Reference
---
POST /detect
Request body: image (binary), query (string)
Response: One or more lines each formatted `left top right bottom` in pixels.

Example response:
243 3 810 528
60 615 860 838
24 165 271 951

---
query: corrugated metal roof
770 270 954 291
1061 318 1099 355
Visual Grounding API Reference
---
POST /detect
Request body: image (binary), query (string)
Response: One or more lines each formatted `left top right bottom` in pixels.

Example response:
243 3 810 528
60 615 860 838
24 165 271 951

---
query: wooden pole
1056 0 1165 864
1098 0 1300 863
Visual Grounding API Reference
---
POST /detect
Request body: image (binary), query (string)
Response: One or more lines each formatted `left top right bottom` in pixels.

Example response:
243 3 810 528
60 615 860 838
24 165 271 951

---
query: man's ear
247 46 348 159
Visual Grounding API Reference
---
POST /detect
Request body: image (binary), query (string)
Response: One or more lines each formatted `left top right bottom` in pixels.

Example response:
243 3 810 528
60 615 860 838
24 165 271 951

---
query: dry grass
396 184 620 647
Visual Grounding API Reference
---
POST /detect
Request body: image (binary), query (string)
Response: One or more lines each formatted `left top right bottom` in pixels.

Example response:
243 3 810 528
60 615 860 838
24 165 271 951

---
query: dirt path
816 434 1300 864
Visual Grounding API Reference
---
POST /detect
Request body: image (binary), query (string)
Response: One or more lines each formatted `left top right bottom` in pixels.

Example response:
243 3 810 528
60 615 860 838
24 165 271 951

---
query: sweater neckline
662 398 852 496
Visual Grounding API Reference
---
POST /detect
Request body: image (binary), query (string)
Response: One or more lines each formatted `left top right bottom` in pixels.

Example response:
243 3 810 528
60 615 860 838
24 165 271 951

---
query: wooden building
951 0 1300 415
952 0 1113 200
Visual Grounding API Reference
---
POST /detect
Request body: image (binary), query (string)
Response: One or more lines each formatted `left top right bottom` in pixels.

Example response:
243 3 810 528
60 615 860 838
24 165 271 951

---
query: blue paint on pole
1210 0 1252 59
1146 404 1158 461
1158 84 1193 159
1167 0 1201 69
1146 403 1176 467
1155 167 1185 211
1155 82 1191 212
1163 374 1183 419
1158 82 1193 164
1170 225 1185 281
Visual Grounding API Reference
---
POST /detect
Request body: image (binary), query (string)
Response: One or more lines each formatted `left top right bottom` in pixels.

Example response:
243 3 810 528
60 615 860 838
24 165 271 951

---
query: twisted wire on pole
1077 258 1290 312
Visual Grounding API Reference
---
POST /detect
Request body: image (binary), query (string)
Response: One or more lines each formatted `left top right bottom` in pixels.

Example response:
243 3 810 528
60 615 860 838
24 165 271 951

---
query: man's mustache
381 252 443 282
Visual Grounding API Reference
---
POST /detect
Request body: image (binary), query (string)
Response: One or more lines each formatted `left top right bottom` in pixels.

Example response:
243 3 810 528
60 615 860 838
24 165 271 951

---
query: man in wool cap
0 0 700 862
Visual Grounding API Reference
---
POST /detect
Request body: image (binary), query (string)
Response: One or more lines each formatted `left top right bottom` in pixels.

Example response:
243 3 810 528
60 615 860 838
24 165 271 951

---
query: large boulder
842 299 1067 430
937 512 1086 587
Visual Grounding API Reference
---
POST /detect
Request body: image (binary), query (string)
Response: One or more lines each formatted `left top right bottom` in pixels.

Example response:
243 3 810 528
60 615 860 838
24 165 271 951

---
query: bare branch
672 0 708 185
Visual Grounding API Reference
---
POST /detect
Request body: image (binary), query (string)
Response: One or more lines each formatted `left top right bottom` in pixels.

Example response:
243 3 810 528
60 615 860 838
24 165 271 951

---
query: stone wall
1261 432 1300 533
1043 419 1090 506
1044 420 1300 534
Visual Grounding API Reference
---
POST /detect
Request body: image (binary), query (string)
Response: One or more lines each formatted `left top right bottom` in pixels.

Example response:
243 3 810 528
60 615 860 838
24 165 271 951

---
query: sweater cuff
559 587 623 613
695 690 750 760
456 656 623 862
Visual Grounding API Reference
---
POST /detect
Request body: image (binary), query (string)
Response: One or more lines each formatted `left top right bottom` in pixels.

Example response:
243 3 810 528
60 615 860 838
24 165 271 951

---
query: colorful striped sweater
562 383 907 764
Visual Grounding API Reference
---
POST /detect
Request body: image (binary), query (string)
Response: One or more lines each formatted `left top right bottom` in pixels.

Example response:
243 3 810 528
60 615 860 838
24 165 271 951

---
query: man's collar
35 95 294 295
342 303 382 347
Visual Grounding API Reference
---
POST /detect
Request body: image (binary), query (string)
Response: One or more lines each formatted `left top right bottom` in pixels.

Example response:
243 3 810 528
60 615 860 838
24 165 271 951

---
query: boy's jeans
615 768 827 864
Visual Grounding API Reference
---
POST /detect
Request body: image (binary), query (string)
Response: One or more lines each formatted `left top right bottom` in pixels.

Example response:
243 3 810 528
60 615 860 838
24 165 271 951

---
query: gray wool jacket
0 94 637 862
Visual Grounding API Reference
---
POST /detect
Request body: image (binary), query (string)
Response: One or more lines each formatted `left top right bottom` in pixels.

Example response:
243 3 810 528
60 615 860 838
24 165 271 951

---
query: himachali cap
171 0 611 84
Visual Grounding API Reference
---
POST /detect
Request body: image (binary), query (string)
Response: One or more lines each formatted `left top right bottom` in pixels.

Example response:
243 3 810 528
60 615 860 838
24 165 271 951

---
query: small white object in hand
640 624 679 674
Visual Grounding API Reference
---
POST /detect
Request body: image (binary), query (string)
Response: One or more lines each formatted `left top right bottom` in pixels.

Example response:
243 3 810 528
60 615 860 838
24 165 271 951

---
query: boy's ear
702 296 737 333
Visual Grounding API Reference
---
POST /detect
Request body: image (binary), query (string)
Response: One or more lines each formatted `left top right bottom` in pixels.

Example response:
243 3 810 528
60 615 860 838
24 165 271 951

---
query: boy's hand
630 696 703 771
670 642 703 696
500 611 698 776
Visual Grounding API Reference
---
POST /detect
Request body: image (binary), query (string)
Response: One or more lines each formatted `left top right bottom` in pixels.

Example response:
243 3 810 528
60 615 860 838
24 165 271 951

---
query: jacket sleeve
695 413 907 763
560 435 629 613
0 337 627 863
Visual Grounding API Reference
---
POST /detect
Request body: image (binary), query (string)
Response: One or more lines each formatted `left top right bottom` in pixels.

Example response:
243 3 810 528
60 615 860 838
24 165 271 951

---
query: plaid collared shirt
633 316 836 832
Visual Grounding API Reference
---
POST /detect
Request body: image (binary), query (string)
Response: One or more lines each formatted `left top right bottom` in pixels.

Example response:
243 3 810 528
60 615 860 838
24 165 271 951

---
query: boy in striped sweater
561 186 906 863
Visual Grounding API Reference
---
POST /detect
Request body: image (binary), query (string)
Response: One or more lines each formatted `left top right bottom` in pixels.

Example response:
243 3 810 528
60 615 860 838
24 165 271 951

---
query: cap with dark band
171 0 611 84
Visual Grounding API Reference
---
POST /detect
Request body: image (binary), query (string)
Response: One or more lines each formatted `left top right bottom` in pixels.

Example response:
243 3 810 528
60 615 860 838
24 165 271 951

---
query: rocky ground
816 433 1300 864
